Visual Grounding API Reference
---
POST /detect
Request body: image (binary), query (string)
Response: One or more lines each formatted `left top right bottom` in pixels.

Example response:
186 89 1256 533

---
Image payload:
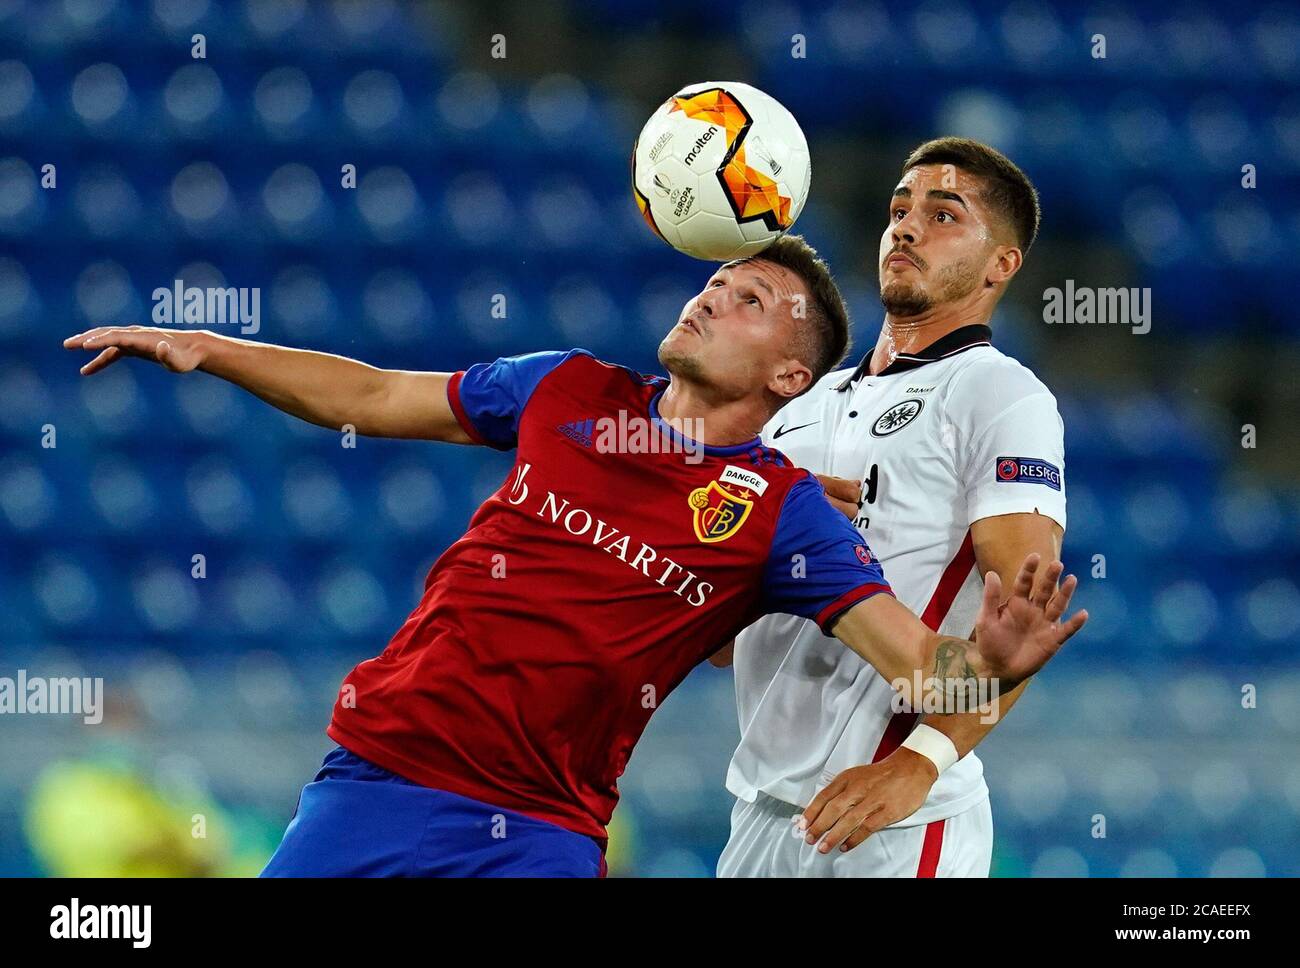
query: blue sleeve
762 475 893 633
449 348 590 450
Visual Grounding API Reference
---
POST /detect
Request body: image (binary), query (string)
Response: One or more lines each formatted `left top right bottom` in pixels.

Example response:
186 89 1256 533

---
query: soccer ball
631 81 811 261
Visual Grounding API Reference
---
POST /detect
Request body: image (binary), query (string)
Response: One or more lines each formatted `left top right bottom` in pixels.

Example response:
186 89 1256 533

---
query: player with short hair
65 233 1084 877
716 139 1069 877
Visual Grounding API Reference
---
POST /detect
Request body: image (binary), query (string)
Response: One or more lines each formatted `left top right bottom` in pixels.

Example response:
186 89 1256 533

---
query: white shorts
716 791 993 878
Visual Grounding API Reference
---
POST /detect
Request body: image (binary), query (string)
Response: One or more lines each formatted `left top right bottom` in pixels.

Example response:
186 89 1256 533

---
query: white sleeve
952 368 1067 531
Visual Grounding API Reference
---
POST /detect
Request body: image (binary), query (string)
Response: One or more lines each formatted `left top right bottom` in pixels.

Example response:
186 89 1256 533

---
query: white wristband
900 724 959 775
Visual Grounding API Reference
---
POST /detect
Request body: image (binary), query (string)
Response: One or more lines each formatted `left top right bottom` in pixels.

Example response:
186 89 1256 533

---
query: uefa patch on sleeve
995 457 1061 490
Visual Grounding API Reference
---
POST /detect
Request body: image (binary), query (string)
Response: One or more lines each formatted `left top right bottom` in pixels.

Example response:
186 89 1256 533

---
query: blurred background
2 0 1299 877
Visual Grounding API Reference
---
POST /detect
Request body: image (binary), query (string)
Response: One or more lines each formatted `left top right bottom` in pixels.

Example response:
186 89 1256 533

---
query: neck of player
870 300 991 376
658 380 767 448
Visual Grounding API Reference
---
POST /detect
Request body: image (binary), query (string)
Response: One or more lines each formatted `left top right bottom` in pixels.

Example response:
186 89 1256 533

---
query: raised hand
969 553 1087 689
64 326 209 376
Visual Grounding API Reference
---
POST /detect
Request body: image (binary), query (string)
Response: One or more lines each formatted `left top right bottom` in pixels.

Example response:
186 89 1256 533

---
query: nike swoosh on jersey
772 421 820 439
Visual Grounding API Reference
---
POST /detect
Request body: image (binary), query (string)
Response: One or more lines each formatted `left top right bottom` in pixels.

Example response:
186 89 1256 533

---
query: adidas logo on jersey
557 419 595 448
555 411 706 463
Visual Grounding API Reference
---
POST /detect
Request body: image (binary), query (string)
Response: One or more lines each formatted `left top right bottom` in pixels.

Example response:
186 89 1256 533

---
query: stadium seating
1 0 1296 876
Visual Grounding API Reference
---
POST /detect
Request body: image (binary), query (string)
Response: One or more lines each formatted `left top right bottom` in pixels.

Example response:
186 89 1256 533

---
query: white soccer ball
631 81 811 261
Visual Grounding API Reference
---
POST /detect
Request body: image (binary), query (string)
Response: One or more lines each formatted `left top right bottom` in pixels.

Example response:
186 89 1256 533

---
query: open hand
64 326 209 376
972 553 1087 689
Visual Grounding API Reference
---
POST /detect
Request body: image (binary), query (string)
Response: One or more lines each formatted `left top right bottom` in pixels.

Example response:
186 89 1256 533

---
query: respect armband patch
995 456 1061 490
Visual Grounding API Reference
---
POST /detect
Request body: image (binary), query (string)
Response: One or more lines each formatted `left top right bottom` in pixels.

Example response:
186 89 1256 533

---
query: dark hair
743 233 851 393
902 137 1041 253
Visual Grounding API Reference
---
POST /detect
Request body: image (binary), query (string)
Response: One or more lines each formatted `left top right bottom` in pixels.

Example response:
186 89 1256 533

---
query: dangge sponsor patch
720 464 769 496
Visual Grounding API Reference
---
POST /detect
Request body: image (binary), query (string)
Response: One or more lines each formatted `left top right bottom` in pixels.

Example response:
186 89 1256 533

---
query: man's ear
771 358 813 401
986 244 1023 288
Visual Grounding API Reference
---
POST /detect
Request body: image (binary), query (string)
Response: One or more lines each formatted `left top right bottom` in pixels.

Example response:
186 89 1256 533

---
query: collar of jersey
835 323 992 392
648 387 763 457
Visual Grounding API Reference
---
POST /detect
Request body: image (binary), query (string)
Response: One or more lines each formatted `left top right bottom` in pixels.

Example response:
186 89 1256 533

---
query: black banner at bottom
0 876 1278 954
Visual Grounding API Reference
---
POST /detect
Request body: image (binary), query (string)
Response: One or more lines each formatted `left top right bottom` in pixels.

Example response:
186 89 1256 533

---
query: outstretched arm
801 513 1065 852
912 513 1062 751
64 326 473 443
829 551 1084 708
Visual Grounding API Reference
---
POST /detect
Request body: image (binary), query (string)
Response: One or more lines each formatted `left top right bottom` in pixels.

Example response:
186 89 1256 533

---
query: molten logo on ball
631 81 811 261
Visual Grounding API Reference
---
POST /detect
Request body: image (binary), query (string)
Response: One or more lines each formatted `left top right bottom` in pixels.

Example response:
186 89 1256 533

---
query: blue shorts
260 746 604 878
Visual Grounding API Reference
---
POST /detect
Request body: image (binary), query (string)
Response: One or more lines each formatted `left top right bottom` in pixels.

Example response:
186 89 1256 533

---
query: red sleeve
446 370 485 445
815 583 895 634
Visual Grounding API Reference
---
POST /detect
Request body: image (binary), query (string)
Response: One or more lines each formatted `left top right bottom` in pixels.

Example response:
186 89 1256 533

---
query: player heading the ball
65 234 1085 876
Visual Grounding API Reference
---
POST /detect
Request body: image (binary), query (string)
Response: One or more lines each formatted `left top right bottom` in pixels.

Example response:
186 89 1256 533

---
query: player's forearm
198 332 453 439
65 324 475 441
917 678 1029 758
197 331 386 430
831 597 994 708
923 631 1003 707
922 512 1060 753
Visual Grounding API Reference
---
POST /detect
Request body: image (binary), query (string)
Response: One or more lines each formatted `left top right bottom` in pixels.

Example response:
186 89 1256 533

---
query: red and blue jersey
328 350 891 840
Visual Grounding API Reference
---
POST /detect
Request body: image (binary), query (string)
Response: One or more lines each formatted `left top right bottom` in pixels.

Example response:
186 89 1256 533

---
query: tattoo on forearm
931 637 982 706
934 637 979 681
898 638 1003 721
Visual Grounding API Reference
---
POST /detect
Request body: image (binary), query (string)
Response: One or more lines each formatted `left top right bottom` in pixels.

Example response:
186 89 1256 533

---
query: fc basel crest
688 480 753 543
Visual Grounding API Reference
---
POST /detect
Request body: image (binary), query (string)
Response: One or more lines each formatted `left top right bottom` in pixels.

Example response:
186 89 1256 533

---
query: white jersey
727 327 1067 827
